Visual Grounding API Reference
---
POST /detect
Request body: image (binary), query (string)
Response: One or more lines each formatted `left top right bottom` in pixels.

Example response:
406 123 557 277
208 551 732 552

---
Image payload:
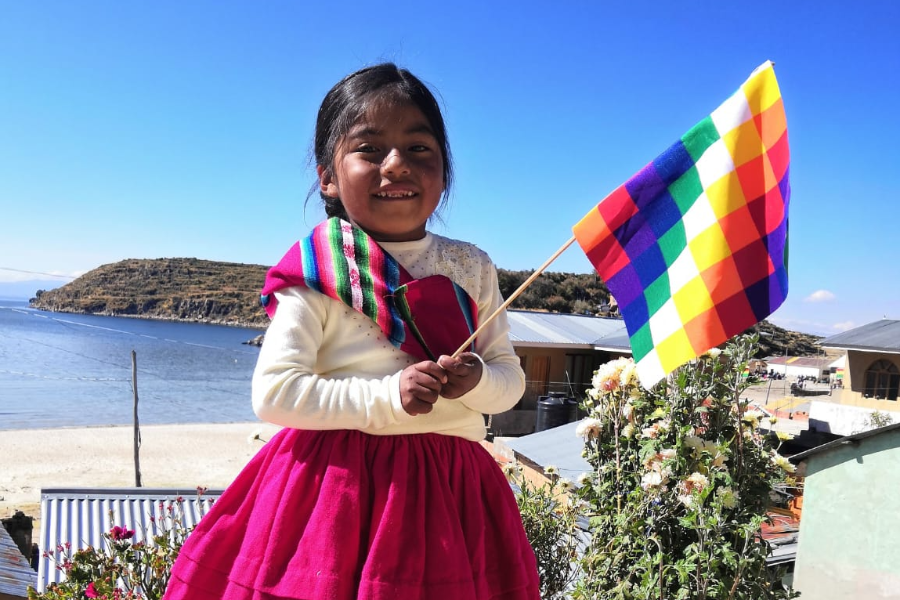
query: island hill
29 257 822 356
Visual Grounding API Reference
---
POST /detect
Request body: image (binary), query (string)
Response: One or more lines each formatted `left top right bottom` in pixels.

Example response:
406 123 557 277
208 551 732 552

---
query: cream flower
685 472 709 492
776 430 794 441
641 471 663 490
772 453 796 473
658 448 677 460
622 423 635 439
577 472 592 486
711 451 728 469
620 362 638 388
544 464 558 476
575 418 603 439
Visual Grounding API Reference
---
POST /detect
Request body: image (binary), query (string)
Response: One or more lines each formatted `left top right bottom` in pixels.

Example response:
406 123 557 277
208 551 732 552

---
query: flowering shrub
29 491 208 600
571 335 799 599
506 462 584 599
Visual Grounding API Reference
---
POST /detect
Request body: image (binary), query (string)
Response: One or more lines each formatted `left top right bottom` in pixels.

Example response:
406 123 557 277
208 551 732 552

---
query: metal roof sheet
820 319 900 353
499 421 592 481
507 311 631 351
0 525 35 600
37 487 222 592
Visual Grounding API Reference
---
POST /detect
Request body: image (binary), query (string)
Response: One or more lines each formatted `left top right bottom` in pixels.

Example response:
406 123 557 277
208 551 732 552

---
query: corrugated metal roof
507 311 631 352
498 421 592 481
37 487 222 592
0 525 35 600
820 319 900 353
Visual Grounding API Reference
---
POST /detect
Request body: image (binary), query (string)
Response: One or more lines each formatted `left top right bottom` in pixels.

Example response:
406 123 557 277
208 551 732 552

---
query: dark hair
312 63 453 220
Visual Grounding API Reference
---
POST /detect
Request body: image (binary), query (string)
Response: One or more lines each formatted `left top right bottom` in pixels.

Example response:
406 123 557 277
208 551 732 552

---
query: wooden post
132 350 142 487
452 235 577 357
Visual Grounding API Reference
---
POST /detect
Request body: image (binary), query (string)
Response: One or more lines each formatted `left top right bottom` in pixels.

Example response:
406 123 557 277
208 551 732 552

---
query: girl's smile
317 103 445 242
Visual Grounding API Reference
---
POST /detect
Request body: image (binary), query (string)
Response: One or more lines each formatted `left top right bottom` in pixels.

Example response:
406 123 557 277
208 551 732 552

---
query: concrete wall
792 427 900 599
809 401 900 436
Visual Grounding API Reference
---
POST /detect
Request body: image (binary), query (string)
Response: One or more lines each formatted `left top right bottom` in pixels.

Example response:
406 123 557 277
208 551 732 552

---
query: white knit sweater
251 232 526 441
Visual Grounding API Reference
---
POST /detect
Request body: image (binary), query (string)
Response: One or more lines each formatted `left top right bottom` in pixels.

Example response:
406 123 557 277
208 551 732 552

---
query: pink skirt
165 429 540 600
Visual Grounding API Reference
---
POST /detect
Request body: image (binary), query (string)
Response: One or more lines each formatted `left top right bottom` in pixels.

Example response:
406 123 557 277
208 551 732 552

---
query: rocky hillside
29 258 824 356
31 258 270 327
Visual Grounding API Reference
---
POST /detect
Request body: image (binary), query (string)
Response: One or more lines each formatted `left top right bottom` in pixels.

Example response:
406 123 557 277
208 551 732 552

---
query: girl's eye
410 144 431 152
355 144 378 153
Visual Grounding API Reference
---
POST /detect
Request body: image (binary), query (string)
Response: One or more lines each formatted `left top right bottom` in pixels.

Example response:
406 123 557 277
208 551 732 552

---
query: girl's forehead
348 102 434 136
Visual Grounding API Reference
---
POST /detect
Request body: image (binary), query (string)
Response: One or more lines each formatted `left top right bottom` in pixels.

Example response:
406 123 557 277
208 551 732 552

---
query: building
813 320 900 434
493 311 630 436
0 524 34 600
790 423 900 599
764 355 834 380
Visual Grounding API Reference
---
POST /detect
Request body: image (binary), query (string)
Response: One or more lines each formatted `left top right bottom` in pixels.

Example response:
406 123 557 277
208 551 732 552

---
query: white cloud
804 290 836 303
832 321 857 332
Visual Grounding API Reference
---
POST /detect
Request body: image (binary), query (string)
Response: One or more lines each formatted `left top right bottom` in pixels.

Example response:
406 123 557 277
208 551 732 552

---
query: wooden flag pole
452 235 578 358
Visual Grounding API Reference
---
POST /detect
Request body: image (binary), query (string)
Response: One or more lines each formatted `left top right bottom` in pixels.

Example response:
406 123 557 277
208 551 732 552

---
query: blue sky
1 1 898 336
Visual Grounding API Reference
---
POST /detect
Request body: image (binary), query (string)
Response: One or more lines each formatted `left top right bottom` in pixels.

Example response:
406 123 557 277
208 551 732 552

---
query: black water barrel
535 392 578 432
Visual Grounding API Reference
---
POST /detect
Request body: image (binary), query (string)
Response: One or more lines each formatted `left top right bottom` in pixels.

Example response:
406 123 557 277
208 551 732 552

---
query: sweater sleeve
251 287 416 430
451 260 526 415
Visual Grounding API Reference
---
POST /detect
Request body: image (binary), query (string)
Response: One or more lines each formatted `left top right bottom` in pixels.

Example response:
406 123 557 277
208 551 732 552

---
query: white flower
622 403 634 420
556 478 575 492
658 448 677 460
684 435 705 449
577 472 592 486
678 493 695 508
641 471 663 490
502 462 522 478
705 347 722 359
544 464 558 476
575 418 603 439
641 426 659 439
657 418 672 434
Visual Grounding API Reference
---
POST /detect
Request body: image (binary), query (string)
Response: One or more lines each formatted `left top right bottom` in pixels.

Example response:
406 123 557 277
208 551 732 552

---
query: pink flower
110 526 135 540
85 582 99 598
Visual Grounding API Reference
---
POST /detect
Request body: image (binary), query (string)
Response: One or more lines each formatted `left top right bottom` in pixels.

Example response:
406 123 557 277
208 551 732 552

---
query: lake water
0 300 265 430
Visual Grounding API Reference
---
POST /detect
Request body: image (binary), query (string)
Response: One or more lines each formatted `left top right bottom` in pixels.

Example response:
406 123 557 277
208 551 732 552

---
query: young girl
164 63 540 600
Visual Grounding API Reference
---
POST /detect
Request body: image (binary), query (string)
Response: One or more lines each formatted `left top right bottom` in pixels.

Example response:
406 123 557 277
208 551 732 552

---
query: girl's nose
381 149 410 176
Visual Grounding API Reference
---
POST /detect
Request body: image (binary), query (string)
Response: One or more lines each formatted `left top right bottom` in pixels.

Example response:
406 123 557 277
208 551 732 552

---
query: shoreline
0 422 283 525
24 303 269 331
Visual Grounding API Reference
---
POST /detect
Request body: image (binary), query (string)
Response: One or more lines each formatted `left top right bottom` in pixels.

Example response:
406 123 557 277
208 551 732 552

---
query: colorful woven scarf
260 218 477 362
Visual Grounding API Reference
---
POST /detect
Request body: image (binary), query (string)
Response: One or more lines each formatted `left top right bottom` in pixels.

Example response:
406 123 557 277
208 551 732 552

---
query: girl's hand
437 353 484 399
399 361 448 416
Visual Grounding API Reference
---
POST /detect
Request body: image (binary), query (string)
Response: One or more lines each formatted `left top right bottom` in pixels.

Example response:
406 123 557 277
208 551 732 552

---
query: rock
243 334 265 347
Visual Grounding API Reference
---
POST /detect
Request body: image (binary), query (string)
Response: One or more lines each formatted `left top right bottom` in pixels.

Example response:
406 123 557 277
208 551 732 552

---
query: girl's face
318 102 444 242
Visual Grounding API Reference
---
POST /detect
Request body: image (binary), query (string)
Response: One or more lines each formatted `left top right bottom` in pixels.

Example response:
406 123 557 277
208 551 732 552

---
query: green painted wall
793 427 900 599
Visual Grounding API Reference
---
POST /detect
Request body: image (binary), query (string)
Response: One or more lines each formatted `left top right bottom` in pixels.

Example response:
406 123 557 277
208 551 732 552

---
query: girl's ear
317 165 339 198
